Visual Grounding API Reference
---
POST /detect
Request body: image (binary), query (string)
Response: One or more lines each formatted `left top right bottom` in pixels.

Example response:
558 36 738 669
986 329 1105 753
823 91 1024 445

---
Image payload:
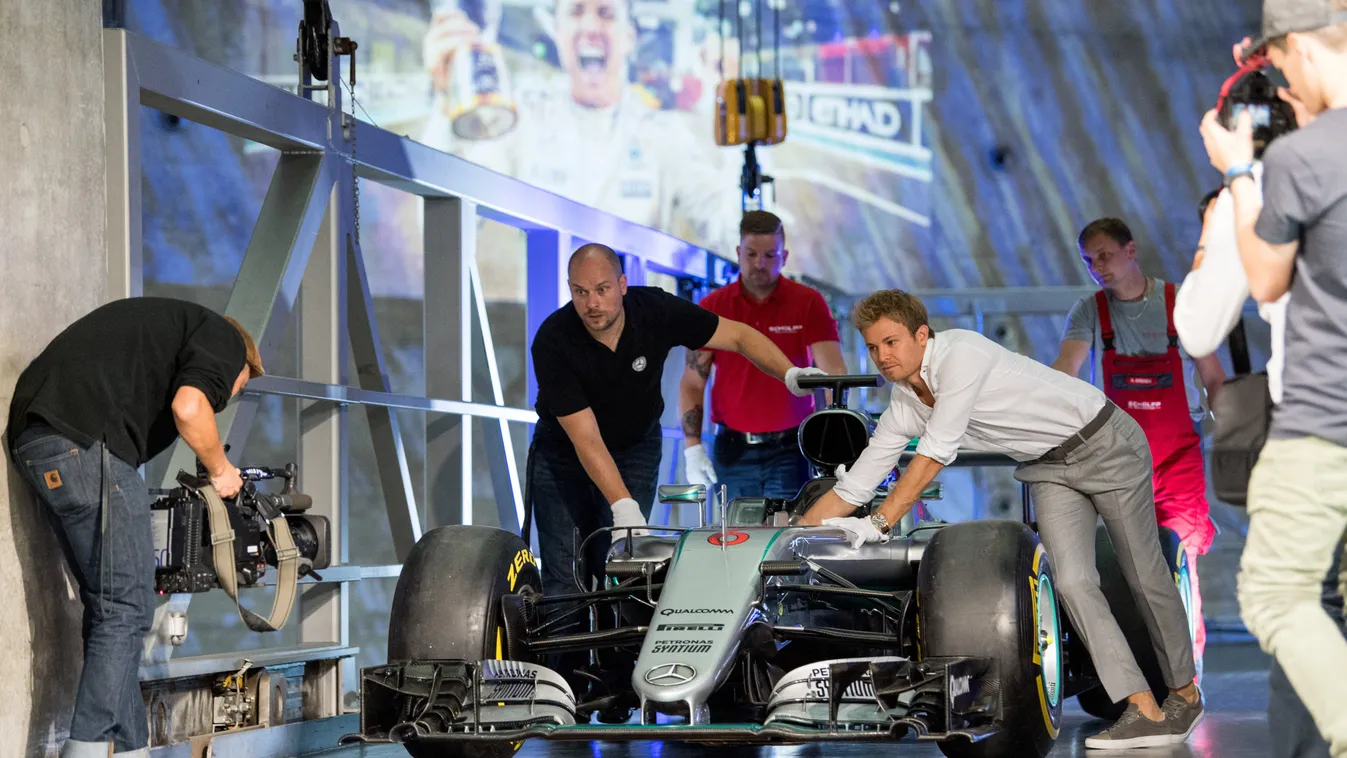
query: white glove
785 366 828 397
822 516 889 549
683 444 719 486
610 498 649 538
833 463 848 479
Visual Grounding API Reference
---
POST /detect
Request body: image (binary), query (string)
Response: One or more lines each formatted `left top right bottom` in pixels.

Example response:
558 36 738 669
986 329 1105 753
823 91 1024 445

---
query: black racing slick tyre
919 521 1063 758
387 526 541 758
1075 524 1193 721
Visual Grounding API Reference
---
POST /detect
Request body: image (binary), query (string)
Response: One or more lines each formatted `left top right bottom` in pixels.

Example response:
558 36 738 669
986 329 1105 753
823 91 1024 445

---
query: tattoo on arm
686 349 712 380
682 405 704 438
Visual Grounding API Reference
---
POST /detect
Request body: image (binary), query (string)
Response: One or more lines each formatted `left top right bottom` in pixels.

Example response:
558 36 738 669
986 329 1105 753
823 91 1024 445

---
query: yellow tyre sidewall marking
1031 544 1061 739
500 548 536 753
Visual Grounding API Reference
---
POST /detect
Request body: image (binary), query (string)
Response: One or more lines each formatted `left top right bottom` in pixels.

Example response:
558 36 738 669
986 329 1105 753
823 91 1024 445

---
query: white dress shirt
1174 163 1287 402
833 329 1107 507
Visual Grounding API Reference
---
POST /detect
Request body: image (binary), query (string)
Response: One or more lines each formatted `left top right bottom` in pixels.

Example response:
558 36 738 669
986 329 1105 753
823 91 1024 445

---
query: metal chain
346 79 361 248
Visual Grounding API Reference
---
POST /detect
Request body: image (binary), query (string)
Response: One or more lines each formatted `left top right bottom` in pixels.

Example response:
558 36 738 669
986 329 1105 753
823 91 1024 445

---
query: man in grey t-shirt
1053 218 1227 681
1199 2 1347 752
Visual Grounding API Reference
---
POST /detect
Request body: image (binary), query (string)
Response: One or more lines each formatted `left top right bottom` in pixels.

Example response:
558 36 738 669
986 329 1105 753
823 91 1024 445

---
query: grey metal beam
347 230 422 559
157 153 335 487
147 715 358 758
138 644 358 683
912 286 1263 319
885 286 1103 317
250 564 401 586
123 31 328 151
425 197 474 528
298 187 350 717
108 29 728 282
346 240 425 549
351 119 714 276
242 376 538 422
470 257 525 531
103 29 142 300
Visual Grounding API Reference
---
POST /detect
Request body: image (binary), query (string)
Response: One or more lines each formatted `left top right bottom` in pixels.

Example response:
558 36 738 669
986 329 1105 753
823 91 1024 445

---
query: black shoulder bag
1209 319 1274 506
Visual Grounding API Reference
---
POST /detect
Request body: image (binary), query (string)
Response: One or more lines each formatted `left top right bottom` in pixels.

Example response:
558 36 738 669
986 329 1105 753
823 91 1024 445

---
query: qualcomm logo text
660 608 733 617
950 675 971 698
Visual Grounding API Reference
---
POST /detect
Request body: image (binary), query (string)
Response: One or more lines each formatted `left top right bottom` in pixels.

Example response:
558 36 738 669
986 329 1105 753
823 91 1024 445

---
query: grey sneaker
1084 703 1173 750
1161 691 1205 742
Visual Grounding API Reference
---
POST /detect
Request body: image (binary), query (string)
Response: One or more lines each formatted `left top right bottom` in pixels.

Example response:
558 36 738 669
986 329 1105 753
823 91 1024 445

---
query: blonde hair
223 316 265 378
851 289 930 335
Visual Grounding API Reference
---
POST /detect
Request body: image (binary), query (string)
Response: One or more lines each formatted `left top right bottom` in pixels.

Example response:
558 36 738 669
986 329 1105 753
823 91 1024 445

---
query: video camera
151 462 331 595
1216 63 1296 158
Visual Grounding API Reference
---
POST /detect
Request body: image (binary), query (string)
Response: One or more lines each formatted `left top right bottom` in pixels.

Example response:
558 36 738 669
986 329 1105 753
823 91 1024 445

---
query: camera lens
262 515 331 570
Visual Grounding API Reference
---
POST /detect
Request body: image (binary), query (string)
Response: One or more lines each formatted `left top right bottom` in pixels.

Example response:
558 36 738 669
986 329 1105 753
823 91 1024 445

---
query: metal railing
104 25 731 705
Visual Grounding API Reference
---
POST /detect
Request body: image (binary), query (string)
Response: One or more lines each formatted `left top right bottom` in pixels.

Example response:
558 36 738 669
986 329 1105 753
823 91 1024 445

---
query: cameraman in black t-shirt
529 244 819 602
6 297 263 758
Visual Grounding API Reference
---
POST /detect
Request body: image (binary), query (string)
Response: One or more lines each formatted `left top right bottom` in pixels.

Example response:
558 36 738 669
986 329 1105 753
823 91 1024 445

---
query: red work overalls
1097 283 1213 673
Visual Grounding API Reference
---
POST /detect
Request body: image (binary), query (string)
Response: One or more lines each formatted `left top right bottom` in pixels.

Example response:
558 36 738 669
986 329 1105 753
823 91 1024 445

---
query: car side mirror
658 484 707 528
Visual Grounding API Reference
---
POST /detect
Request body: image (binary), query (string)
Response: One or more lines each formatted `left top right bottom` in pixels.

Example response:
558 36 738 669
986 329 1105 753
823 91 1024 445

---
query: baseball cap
1245 0 1347 59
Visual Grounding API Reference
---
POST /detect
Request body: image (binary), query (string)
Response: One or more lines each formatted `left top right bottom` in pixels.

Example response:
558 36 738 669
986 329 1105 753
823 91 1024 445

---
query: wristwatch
1223 162 1255 188
869 512 891 535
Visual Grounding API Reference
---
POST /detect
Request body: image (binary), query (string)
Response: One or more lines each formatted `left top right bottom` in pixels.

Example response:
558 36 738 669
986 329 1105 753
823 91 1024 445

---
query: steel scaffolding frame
103 25 724 712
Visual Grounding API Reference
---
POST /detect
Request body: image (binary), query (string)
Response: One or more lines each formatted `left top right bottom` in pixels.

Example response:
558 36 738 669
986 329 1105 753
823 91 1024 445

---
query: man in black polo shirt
530 243 817 599
7 297 263 758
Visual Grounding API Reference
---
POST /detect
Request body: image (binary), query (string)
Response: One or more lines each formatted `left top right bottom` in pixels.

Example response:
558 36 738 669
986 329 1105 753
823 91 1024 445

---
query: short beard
587 311 621 333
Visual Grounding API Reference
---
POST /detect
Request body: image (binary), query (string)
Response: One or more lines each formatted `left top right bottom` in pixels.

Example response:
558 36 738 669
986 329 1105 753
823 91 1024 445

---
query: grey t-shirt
1063 280 1205 421
1256 107 1347 446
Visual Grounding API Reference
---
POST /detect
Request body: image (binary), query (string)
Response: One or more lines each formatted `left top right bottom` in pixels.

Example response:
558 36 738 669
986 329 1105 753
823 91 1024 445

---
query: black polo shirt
8 298 246 468
532 286 720 453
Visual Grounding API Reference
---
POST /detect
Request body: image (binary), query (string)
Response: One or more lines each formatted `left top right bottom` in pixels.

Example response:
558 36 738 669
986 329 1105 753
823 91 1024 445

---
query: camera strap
199 484 302 632
1215 53 1270 114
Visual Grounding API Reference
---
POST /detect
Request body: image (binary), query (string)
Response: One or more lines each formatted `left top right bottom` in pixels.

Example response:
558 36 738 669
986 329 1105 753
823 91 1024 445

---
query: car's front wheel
918 521 1062 758
387 525 541 758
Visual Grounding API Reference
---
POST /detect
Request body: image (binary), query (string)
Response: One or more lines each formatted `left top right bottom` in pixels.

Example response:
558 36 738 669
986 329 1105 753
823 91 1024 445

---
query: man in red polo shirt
678 211 848 499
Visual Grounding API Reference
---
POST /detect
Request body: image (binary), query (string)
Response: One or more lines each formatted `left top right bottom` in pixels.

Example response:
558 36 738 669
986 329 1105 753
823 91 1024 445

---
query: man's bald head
567 243 627 335
568 243 624 280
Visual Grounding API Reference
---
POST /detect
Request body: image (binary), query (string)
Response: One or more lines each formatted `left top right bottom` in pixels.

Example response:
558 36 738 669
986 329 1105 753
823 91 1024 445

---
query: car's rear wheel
919 521 1062 758
387 525 541 758
1075 524 1193 721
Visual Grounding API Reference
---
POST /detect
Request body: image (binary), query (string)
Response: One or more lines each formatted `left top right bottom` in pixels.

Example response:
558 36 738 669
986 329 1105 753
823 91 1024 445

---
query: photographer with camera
1182 109 1346 758
6 298 262 758
1198 1 1347 753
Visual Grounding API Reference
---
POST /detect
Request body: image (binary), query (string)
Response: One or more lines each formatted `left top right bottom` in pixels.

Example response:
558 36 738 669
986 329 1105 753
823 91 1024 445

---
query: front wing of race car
340 654 1001 747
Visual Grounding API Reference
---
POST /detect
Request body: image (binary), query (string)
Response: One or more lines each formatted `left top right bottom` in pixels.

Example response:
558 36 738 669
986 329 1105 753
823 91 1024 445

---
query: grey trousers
1015 405 1197 702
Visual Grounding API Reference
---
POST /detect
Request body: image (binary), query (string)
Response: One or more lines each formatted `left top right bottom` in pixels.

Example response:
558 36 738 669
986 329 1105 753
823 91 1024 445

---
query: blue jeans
711 433 809 501
1268 531 1346 758
528 423 662 602
10 423 155 757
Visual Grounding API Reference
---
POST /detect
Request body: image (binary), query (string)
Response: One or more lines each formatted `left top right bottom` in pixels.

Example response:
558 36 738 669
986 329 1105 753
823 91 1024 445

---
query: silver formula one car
342 375 1195 758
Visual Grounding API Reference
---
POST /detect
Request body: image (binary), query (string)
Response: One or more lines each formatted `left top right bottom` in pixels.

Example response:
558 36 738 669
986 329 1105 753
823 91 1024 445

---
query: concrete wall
0 1 108 756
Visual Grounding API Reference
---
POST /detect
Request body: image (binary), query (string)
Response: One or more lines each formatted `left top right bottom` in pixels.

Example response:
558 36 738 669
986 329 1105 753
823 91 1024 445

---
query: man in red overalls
1053 218 1227 678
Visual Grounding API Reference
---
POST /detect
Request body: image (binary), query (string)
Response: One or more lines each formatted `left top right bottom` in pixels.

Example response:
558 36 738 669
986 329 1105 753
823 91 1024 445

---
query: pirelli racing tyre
919 521 1062 758
1075 524 1192 721
387 525 541 758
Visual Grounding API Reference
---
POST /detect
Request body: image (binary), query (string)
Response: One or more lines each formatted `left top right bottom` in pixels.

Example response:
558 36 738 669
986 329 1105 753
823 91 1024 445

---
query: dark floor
332 643 1275 758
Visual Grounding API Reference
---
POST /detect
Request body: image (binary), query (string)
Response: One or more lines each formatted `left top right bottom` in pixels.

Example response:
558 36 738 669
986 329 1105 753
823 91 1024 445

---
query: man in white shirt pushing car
798 289 1203 750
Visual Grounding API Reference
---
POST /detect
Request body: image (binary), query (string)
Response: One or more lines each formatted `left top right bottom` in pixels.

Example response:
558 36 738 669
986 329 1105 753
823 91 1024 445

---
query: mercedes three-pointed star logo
643 662 696 686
